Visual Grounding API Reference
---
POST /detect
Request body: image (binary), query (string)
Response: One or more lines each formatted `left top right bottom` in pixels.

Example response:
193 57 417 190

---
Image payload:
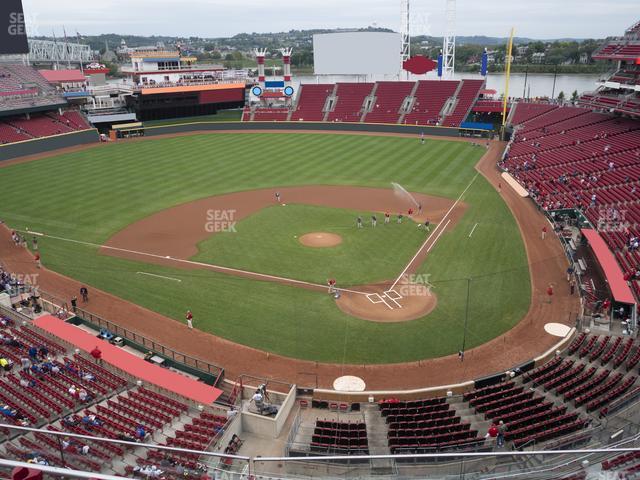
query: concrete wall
144 121 462 138
241 385 297 439
0 129 100 162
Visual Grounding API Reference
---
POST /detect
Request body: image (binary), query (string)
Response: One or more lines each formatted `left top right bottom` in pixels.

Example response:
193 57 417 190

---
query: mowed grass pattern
194 204 430 285
0 133 530 363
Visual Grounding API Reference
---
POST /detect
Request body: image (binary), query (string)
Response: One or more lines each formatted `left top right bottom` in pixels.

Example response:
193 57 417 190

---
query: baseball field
0 132 530 363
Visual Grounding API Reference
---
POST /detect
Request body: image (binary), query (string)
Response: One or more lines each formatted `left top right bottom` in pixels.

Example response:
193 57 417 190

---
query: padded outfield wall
0 129 100 162
143 121 469 137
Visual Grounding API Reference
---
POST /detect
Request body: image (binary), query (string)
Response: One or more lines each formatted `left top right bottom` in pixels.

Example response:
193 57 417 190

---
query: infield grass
0 133 530 363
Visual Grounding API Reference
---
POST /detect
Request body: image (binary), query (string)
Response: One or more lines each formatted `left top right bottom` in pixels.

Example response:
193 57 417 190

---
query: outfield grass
0 133 530 363
194 204 429 285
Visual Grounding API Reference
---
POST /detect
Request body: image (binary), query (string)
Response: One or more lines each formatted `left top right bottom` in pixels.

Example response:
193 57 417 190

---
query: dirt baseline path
0 133 579 392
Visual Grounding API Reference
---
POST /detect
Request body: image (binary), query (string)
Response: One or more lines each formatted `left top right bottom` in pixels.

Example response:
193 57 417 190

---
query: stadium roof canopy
39 69 87 84
581 228 636 305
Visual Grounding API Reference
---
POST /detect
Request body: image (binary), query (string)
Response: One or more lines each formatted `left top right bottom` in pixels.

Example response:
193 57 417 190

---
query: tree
557 91 565 103
571 90 579 102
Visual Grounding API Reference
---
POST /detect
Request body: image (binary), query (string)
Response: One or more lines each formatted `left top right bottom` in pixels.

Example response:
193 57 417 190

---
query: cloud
21 0 636 39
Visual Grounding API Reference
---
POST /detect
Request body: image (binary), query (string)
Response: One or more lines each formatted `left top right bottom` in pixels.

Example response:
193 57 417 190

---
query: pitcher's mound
299 232 342 248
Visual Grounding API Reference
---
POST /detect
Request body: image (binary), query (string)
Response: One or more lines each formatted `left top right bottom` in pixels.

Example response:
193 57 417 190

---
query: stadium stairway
362 404 394 473
360 83 379 122
321 84 339 122
396 81 421 125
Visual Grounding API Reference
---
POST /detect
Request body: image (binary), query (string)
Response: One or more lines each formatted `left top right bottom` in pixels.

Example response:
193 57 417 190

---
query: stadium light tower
400 0 410 76
442 0 456 78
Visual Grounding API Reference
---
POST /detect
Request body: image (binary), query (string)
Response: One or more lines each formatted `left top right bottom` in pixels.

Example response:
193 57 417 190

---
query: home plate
544 323 571 337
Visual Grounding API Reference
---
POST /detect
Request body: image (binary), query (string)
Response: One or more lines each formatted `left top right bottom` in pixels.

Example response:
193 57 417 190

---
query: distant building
531 52 546 63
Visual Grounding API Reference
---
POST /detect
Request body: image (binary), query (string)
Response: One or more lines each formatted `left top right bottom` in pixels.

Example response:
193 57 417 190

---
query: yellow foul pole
502 27 515 129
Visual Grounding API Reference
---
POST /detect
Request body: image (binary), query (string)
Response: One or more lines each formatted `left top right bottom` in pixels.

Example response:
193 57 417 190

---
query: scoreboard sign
1 0 29 54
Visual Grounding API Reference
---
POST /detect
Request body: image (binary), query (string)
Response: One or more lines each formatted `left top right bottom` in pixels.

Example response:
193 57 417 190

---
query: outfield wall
0 129 100 162
143 121 465 138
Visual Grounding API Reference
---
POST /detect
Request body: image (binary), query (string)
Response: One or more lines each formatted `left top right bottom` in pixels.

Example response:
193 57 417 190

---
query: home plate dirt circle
299 232 343 248
336 282 438 323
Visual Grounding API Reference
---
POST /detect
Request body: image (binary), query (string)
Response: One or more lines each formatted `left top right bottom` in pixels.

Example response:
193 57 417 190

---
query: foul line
426 219 451 254
389 172 479 290
468 222 479 238
136 272 182 282
16 230 370 297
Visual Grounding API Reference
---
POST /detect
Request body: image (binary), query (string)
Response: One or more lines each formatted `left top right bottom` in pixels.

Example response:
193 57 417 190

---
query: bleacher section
0 64 64 112
0 314 233 476
311 419 369 455
290 84 334 122
363 81 414 124
583 21 640 118
502 104 640 300
381 398 482 453
247 79 486 128
442 79 485 127
327 83 374 123
0 111 92 145
403 80 459 126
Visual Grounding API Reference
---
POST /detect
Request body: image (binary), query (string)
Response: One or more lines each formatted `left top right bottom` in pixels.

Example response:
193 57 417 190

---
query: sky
21 0 638 40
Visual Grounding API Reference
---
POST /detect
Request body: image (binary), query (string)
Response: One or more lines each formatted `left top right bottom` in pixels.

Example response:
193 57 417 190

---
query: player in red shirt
327 279 336 294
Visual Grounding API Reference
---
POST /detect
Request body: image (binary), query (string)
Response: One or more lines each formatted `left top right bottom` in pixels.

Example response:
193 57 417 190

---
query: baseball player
384 212 390 224
356 216 363 228
418 203 423 215
371 215 377 228
418 220 431 231
275 192 281 203
408 208 414 217
185 310 193 329
327 279 336 294
397 213 403 224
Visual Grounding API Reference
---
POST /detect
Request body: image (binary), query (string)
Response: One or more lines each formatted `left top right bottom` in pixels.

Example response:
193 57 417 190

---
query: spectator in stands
90 346 103 364
485 423 498 442
38 345 48 360
19 377 31 388
20 356 30 373
78 388 91 402
28 346 38 362
81 370 95 382
135 424 147 441
497 421 507 447
68 384 78 398
62 415 78 428
81 414 101 427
